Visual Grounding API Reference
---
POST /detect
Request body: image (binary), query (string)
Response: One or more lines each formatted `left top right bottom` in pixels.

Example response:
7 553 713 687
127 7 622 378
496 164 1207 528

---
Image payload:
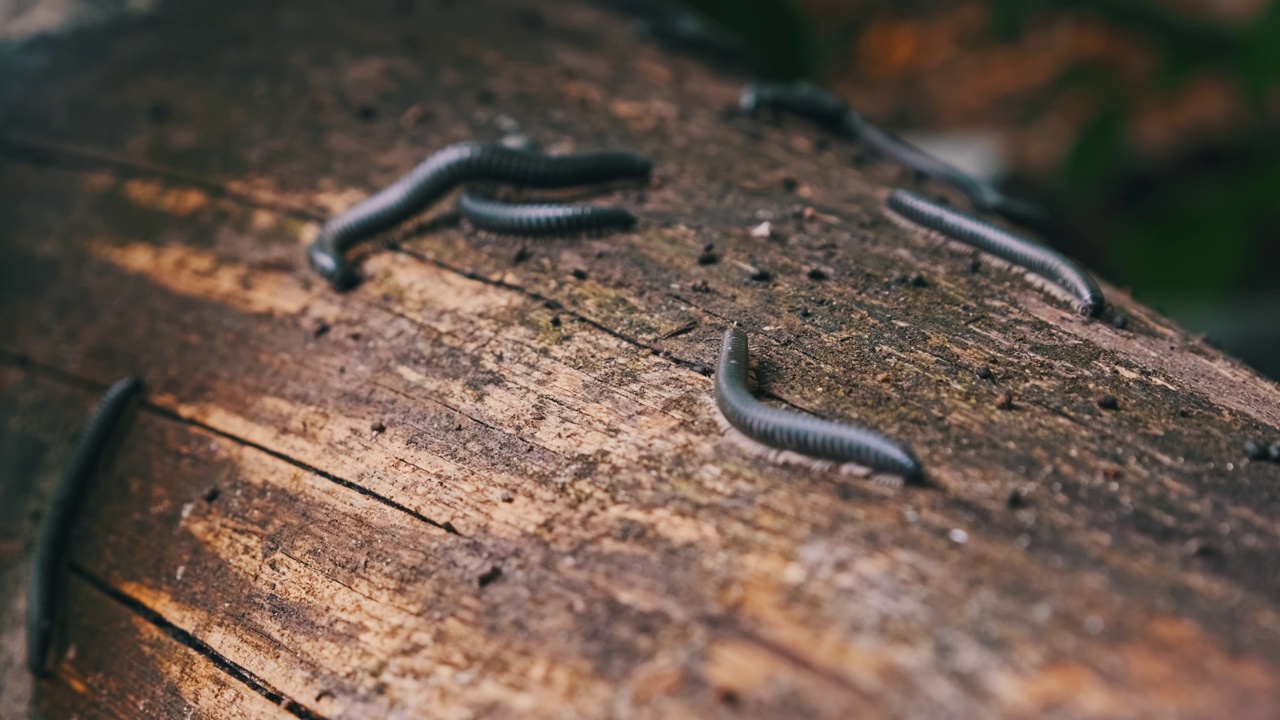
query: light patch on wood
311 184 371 215
343 257 708 463
560 79 605 105
606 506 721 547
700 638 882 715
990 662 1120 718
701 639 782 695
55 666 90 695
152 389 434 480
249 208 278 231
295 220 320 244
622 660 685 708
92 241 312 316
394 364 427 385
121 178 209 215
80 171 117 194
424 368 688 468
559 562 695 622
362 254 533 324
610 98 679 132
221 176 324 218
1114 365 1142 380
989 615 1278 719
731 552 902 691
149 386 553 535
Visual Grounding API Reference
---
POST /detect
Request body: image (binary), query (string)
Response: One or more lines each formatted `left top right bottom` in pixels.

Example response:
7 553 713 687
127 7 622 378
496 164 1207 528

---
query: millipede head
1078 296 1104 318
308 244 361 291
329 265 362 291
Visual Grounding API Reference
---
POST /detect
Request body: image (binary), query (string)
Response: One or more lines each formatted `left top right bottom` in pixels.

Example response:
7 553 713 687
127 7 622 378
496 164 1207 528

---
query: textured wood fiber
1 1 1279 718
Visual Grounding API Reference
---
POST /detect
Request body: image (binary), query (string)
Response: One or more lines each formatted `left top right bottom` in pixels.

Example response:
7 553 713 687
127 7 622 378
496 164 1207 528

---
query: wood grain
2 0 1279 717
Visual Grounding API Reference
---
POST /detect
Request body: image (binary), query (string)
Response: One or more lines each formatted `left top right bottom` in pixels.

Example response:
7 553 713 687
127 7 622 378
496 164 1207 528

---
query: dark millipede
308 142 652 289
28 376 145 677
888 189 1105 318
457 190 637 235
856 122 998 208
739 82 1045 226
739 81 861 138
714 327 924 483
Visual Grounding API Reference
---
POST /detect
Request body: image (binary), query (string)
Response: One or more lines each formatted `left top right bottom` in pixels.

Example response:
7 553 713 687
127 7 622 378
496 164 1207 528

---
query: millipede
714 327 924 484
738 81 861 138
738 81 1045 226
457 190 637 236
308 142 652 289
887 189 1104 317
28 376 145 677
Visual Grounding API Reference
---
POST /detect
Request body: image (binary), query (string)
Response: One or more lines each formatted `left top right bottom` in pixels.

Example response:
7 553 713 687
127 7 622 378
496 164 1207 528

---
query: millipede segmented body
714 327 924 482
308 142 652 288
888 189 1104 317
457 190 637 235
857 123 996 207
28 376 145 677
739 82 1044 225
738 81 861 138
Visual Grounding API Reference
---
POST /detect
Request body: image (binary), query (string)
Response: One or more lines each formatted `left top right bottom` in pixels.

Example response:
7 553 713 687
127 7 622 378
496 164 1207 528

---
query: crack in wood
0 139 761 395
0 355 463 537
69 563 332 720
659 320 699 339
144 404 465 536
0 139 724 383
394 248 719 377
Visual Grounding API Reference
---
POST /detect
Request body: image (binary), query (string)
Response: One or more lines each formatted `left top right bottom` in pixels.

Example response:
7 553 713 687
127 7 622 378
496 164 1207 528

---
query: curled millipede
457 190 636 235
738 81 1043 225
308 142 652 289
28 376 145 677
714 327 924 483
887 189 1104 317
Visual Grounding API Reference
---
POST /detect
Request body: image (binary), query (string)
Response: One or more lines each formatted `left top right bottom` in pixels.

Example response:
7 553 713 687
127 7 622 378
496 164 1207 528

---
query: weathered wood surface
2 0 1280 718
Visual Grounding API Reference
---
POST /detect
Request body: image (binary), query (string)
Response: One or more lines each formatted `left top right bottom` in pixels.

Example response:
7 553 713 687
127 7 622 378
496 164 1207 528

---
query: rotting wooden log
1 0 1279 718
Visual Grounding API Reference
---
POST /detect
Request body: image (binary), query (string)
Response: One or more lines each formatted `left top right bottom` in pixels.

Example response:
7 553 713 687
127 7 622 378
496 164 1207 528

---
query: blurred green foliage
1116 156 1280 295
1028 0 1280 299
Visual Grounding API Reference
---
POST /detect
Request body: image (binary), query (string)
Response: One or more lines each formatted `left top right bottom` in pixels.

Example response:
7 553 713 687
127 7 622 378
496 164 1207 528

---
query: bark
1 1 1279 718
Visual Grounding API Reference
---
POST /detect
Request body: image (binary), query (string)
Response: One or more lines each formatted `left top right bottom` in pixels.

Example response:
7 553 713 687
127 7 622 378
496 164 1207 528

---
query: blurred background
4 0 1279 377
